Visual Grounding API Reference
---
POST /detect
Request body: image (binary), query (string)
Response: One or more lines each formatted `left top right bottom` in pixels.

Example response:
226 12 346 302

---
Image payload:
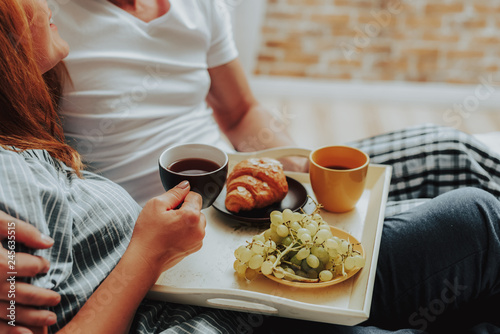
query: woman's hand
0 212 61 333
58 181 206 334
129 181 206 278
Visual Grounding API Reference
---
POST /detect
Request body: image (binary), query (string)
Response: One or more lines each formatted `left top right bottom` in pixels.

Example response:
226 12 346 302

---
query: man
50 0 298 206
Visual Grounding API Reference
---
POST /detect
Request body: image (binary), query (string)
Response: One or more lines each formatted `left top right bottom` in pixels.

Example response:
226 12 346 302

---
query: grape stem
272 241 300 269
302 195 323 215
281 270 319 283
281 260 301 271
269 223 316 282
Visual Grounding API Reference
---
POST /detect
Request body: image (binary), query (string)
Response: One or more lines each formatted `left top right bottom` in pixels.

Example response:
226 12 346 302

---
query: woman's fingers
179 191 203 214
154 181 191 210
0 301 57 328
179 192 206 251
0 212 54 249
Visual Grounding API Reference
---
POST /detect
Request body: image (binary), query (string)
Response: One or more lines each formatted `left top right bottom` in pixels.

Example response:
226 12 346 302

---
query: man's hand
279 156 310 173
0 212 60 333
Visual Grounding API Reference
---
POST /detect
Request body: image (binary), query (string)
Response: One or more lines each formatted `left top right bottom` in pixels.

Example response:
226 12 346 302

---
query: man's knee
452 187 498 207
443 187 499 229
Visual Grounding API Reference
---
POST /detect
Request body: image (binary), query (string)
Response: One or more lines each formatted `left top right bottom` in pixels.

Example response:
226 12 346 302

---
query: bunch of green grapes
233 206 365 283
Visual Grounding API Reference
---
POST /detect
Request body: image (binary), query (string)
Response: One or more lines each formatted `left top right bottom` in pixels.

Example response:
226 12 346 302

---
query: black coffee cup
159 144 228 209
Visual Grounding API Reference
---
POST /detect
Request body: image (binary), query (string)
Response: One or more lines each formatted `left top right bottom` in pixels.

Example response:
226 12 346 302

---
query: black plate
212 176 308 224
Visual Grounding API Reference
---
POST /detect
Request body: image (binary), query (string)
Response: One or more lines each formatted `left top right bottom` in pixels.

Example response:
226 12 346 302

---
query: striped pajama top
0 148 140 330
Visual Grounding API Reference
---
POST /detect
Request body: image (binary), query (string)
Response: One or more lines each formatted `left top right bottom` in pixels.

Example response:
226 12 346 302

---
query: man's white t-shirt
51 0 238 205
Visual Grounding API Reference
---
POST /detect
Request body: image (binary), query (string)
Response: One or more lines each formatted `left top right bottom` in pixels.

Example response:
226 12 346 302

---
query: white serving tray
148 148 392 326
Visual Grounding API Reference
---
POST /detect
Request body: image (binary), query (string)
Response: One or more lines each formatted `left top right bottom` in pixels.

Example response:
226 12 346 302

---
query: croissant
225 158 288 213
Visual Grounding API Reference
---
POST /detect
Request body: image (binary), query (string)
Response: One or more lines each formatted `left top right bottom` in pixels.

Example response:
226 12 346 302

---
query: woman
0 1 499 334
0 0 222 333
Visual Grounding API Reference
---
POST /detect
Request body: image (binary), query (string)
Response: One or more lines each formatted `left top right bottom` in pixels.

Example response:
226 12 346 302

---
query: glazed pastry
225 158 288 213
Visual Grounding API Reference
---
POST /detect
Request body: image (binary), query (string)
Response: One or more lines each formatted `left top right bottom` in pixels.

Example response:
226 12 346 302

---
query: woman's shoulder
0 147 64 174
0 148 65 217
0 147 112 184
0 146 42 166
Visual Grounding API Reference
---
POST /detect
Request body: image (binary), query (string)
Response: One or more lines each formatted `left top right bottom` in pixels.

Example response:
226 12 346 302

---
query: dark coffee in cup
167 158 221 175
324 165 351 170
159 144 228 209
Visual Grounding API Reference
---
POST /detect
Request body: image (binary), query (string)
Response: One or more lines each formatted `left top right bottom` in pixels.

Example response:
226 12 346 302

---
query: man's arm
207 59 295 152
207 59 307 171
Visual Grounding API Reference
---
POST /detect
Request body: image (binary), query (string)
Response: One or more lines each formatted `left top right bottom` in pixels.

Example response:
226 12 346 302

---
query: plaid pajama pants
348 123 500 217
133 124 500 334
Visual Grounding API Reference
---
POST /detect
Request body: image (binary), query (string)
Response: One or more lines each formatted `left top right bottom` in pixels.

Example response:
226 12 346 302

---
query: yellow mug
309 146 370 213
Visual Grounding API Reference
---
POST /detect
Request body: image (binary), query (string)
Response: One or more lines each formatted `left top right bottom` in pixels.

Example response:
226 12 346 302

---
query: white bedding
474 132 500 156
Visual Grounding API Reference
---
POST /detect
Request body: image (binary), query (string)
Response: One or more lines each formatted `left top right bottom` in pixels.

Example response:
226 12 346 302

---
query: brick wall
255 0 500 84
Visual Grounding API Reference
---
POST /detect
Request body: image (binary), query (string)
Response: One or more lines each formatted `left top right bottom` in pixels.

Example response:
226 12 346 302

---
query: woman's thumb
164 180 190 209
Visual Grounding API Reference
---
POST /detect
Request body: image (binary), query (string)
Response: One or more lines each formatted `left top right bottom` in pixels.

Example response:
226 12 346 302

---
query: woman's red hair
0 0 83 175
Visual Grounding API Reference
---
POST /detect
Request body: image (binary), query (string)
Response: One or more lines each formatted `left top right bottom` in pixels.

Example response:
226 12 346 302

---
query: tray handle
206 297 279 314
148 287 282 315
